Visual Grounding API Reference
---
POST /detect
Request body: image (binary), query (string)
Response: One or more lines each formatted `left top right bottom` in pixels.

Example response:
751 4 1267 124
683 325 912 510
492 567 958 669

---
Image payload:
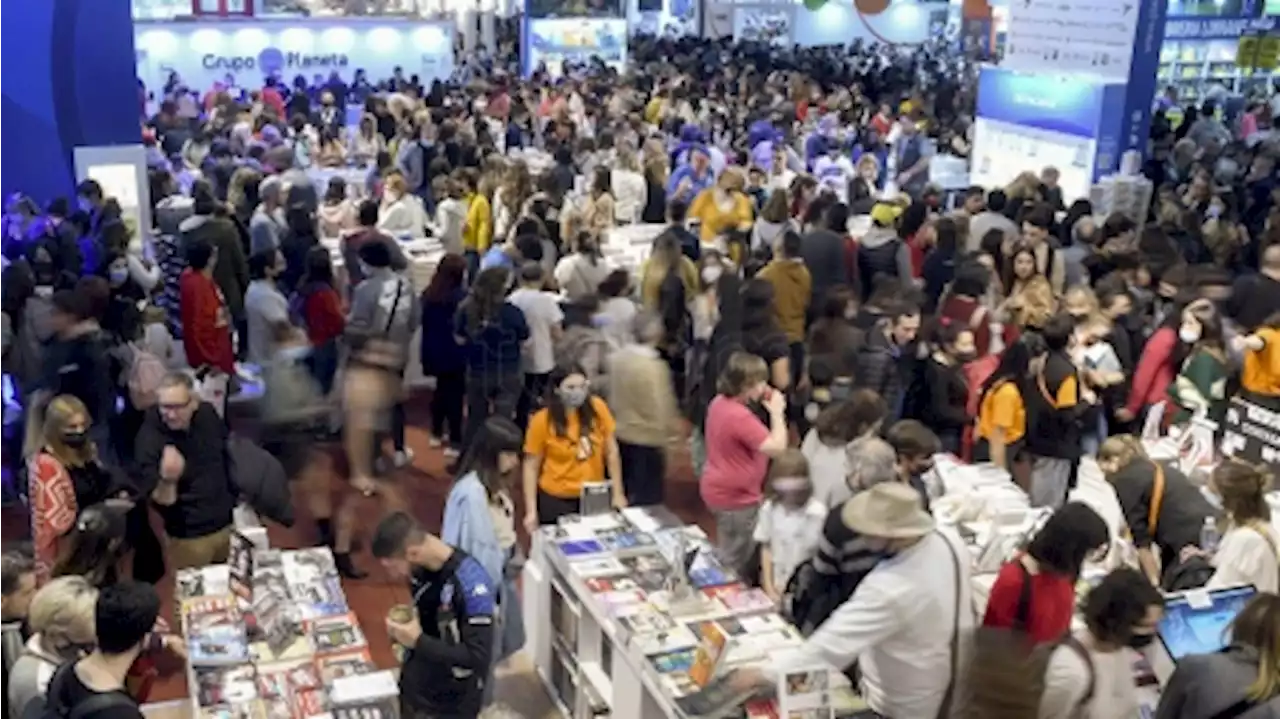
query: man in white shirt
507 261 563 429
733 482 973 718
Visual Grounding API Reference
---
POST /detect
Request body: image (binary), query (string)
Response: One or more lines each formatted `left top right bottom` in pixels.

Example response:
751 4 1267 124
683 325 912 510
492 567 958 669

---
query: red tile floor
0 394 713 704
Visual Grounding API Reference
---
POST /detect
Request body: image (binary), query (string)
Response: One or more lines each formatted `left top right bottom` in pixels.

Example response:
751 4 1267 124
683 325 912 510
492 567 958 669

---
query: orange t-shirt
525 397 616 499
977 381 1027 445
1242 328 1280 397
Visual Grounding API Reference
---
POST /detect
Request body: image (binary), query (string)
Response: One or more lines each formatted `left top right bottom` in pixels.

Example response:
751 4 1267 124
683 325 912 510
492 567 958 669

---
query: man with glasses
135 372 236 570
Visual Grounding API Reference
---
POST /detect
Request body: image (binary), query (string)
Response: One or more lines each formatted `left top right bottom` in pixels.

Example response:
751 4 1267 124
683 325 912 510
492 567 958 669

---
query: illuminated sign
200 47 349 73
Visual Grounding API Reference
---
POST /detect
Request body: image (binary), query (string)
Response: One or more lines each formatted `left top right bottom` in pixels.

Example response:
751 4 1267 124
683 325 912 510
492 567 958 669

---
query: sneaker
392 448 415 468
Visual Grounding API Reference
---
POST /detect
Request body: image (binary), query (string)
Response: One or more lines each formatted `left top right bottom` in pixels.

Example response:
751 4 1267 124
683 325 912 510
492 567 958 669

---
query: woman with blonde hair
348 114 385 167
7 576 98 712
582 165 617 238
689 167 754 245
611 147 648 225
227 166 264 226
1202 460 1280 593
493 160 533 243
377 172 423 237
25 396 126 578
1097 435 1215 586
1157 593 1280 717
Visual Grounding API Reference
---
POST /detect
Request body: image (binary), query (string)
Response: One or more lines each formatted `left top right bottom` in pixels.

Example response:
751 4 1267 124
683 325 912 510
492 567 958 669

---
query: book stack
181 547 380 719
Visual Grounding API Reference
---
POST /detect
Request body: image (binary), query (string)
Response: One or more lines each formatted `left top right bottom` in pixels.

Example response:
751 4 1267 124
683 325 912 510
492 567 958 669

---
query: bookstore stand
522 505 856 719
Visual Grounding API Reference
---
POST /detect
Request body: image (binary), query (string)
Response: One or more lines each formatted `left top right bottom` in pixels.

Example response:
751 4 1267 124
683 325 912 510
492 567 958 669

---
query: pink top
700 396 770 510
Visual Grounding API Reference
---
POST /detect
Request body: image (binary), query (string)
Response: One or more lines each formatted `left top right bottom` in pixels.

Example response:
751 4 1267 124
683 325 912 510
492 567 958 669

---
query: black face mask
62 431 88 448
1127 632 1156 650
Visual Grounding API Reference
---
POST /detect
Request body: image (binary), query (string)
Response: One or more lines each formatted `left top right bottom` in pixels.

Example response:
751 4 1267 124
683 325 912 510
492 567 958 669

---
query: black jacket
134 403 236 539
912 357 969 437
800 229 849 304
401 550 496 719
40 329 116 431
855 322 909 419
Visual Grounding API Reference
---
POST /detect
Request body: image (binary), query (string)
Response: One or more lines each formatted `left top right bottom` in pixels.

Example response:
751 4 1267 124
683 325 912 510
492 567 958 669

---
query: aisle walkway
2 395 712 716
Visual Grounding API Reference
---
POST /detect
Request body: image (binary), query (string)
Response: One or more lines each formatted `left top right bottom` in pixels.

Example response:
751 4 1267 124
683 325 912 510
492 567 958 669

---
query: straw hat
840 483 935 539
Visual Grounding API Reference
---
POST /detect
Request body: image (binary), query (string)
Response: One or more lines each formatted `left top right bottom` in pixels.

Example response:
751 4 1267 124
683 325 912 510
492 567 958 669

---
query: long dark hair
425 253 467 303
298 245 335 290
457 417 523 500
546 364 595 438
1025 502 1108 580
462 265 511 334
980 334 1044 401
51 504 127 588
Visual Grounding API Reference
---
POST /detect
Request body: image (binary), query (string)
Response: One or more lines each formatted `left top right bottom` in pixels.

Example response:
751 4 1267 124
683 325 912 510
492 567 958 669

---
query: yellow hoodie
463 192 493 252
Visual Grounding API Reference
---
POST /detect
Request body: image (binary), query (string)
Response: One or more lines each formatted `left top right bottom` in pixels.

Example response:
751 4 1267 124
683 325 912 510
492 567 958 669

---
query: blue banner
1164 14 1279 39
975 68 1107 139
1105 0 1168 176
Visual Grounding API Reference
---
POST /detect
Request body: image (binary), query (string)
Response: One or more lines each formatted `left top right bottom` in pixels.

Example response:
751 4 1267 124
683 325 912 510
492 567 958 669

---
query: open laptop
1148 584 1256 685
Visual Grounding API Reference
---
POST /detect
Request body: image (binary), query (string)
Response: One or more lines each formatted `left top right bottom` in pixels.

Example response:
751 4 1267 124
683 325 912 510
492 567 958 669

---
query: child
752 450 828 602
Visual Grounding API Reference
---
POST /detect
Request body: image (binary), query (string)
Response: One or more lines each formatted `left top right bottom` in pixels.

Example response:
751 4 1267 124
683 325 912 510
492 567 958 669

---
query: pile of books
176 545 390 719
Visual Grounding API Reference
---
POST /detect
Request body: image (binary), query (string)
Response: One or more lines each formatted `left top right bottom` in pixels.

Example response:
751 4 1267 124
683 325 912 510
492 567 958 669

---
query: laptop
1148 584 1256 685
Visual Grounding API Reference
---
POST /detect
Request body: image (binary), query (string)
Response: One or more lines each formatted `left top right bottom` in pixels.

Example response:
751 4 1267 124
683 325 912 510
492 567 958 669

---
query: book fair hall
3 0 1280 717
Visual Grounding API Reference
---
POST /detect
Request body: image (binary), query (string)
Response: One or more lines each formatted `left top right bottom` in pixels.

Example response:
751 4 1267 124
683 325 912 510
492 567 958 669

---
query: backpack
22 662 135 719
780 558 856 636
955 562 1096 718
127 345 167 410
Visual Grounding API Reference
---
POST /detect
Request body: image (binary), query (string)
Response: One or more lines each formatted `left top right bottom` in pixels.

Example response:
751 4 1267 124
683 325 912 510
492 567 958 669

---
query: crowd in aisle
3 24 1280 719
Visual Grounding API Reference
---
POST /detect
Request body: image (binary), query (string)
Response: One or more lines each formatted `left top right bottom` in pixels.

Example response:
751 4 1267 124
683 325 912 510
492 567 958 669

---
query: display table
522 506 861 719
176 542 397 719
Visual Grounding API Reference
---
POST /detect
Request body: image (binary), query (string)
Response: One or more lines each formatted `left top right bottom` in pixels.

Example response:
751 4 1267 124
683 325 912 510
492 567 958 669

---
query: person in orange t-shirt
1238 316 1280 404
522 365 624 531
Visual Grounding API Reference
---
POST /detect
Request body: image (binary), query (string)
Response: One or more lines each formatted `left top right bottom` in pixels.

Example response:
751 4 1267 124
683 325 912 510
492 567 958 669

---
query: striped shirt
811 504 888 592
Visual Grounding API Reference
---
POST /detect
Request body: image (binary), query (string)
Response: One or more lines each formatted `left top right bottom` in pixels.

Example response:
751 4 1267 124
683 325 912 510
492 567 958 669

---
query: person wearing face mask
1168 298 1230 426
1037 568 1165 719
521 364 625 531
907 323 974 456
25 395 131 578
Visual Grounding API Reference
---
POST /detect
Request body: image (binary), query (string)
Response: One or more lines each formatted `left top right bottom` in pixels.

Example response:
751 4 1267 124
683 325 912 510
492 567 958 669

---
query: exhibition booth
703 0 943 47
133 18 457 96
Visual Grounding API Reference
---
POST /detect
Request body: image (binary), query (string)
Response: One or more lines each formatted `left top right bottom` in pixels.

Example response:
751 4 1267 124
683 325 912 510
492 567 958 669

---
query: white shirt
611 169 647 225
1040 632 1138 719
800 431 852 510
768 528 974 718
1208 523 1280 594
753 497 828 589
595 297 637 348
507 287 563 375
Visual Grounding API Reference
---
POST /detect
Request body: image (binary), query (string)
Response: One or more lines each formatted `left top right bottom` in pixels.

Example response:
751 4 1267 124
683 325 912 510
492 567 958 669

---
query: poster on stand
731 5 795 47
523 18 628 76
778 666 835 719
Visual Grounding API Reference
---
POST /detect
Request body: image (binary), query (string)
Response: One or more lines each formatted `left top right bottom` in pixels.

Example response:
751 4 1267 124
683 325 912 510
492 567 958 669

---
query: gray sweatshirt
346 268 420 367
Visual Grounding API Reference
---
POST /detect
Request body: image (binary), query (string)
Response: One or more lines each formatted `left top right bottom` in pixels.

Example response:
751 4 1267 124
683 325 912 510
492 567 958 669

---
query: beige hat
840 483 935 539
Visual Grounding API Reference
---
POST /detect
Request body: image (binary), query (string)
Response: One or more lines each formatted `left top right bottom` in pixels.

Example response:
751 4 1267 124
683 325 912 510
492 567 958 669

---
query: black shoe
316 519 334 548
334 552 368 580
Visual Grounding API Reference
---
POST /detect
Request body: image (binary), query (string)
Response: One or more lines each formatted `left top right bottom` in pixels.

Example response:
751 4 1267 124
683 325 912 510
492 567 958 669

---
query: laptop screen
1156 585 1256 661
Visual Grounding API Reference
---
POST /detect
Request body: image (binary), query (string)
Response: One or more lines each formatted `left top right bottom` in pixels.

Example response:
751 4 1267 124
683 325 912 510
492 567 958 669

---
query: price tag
1183 588 1213 610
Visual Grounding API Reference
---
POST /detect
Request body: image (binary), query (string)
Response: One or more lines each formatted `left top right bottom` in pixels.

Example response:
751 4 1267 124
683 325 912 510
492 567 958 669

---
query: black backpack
21 663 134 719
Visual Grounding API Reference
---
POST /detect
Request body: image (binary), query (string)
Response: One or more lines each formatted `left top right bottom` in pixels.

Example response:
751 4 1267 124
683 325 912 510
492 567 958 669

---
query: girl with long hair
1169 298 1230 426
441 417 526 678
641 154 669 224
421 253 469 456
522 364 624 529
494 161 534 243
1203 460 1279 593
582 165 617 238
458 266 528 449
973 335 1043 478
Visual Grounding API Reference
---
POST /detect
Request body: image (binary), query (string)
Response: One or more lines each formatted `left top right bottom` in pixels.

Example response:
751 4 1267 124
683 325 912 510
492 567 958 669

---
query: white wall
134 18 456 95
793 1 936 46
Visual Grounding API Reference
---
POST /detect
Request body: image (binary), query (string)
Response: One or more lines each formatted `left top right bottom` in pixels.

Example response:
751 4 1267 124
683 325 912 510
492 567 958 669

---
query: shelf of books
522 506 861 719
176 534 399 719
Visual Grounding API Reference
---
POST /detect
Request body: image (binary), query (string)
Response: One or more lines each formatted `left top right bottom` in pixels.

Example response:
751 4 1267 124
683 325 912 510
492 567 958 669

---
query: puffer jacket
855 320 908 419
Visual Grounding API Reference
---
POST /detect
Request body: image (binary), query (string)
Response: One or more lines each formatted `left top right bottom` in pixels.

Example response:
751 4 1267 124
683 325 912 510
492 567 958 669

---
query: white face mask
1179 324 1202 344
701 265 722 284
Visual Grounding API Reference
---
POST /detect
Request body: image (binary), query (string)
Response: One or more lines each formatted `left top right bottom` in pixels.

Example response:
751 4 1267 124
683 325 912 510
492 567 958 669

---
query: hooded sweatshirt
758 258 812 343
856 225 913 295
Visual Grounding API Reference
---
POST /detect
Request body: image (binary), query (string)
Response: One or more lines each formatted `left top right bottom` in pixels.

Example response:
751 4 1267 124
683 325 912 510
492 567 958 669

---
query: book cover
315 648 375 683
674 670 767 719
584 577 640 593
660 672 701 698
616 605 677 635
282 548 338 587
715 587 775 615
199 704 267 719
687 621 728 687
330 700 397 719
292 689 328 719
254 661 322 694
569 557 628 579
194 666 258 707
309 613 367 654
618 554 673 592
596 589 647 611
650 648 697 674
291 577 349 620
630 625 699 656
228 531 255 603
261 698 293 719
556 538 606 558
689 565 735 589
177 566 231 601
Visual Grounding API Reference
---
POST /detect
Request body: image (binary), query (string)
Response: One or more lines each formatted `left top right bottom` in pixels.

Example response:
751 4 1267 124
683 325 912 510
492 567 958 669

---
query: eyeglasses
159 399 192 412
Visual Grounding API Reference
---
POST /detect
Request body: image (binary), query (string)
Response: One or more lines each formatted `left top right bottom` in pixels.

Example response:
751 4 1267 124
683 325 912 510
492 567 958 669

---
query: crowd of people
2 25 1280 719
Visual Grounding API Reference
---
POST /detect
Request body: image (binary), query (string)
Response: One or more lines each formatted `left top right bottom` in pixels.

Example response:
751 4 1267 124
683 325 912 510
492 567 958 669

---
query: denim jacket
441 472 506 587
